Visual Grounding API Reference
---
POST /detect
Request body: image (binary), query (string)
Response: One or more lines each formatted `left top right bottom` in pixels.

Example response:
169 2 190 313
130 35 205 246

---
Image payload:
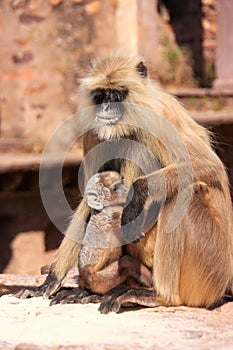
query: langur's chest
124 226 156 270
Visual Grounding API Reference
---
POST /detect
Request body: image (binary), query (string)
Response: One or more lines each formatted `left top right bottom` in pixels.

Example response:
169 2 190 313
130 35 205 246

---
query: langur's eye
91 89 105 104
91 88 129 105
136 61 148 77
120 89 129 100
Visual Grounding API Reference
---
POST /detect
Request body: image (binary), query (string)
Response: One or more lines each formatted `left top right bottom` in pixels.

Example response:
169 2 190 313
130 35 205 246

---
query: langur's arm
15 200 90 299
121 158 225 236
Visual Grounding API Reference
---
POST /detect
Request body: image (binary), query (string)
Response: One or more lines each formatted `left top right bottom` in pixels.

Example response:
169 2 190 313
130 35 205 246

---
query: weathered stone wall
202 0 216 63
0 0 220 150
159 0 216 85
0 0 115 149
214 0 233 91
202 0 216 85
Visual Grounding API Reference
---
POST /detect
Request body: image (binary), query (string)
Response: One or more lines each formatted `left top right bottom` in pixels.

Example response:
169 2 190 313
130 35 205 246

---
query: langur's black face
91 88 128 125
89 60 147 125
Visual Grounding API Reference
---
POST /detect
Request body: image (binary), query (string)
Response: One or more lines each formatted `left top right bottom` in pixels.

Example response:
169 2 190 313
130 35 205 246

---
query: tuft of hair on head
87 52 148 82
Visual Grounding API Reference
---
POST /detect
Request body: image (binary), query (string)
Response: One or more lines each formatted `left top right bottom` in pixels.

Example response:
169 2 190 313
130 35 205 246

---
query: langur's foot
15 272 63 299
99 287 161 314
98 284 132 314
50 287 102 305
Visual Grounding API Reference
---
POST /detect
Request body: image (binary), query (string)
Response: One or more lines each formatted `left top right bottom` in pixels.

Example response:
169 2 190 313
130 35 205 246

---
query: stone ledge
0 151 83 174
193 112 233 125
166 88 233 97
0 273 78 296
1 274 233 350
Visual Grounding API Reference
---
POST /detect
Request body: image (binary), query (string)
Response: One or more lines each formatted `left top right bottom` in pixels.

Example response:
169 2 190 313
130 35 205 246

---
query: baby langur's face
84 171 128 210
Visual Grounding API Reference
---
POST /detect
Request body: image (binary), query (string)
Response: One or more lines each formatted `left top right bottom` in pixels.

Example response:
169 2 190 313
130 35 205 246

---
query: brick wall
0 0 115 149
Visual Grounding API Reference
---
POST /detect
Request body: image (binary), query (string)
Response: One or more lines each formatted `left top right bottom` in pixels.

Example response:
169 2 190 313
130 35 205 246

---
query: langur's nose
102 103 110 111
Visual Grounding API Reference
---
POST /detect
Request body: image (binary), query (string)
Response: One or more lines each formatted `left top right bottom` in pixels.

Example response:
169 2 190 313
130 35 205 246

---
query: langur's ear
86 194 104 210
89 59 95 70
136 61 148 78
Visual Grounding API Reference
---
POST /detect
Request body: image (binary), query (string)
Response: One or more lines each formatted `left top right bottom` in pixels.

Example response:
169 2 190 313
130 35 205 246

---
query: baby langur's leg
79 254 153 294
50 254 152 305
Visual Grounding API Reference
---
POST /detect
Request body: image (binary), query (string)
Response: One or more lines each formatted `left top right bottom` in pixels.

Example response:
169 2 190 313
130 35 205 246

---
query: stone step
167 88 233 97
0 151 83 173
193 111 233 125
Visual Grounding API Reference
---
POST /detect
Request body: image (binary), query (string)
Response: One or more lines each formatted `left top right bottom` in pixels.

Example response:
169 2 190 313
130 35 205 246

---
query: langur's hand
121 178 148 243
14 272 63 299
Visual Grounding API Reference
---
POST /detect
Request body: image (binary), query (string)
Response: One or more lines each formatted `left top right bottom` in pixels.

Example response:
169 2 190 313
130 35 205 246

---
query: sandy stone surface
1 293 233 350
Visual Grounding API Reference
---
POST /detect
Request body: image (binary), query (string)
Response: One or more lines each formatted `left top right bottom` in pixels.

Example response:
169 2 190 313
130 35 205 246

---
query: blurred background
0 0 233 275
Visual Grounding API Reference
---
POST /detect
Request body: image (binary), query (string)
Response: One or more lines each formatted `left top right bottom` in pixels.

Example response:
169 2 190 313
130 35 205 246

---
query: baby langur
50 171 152 305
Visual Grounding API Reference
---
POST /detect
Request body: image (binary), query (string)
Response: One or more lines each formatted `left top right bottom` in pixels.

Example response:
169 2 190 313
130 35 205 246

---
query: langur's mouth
95 116 120 125
95 102 124 125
